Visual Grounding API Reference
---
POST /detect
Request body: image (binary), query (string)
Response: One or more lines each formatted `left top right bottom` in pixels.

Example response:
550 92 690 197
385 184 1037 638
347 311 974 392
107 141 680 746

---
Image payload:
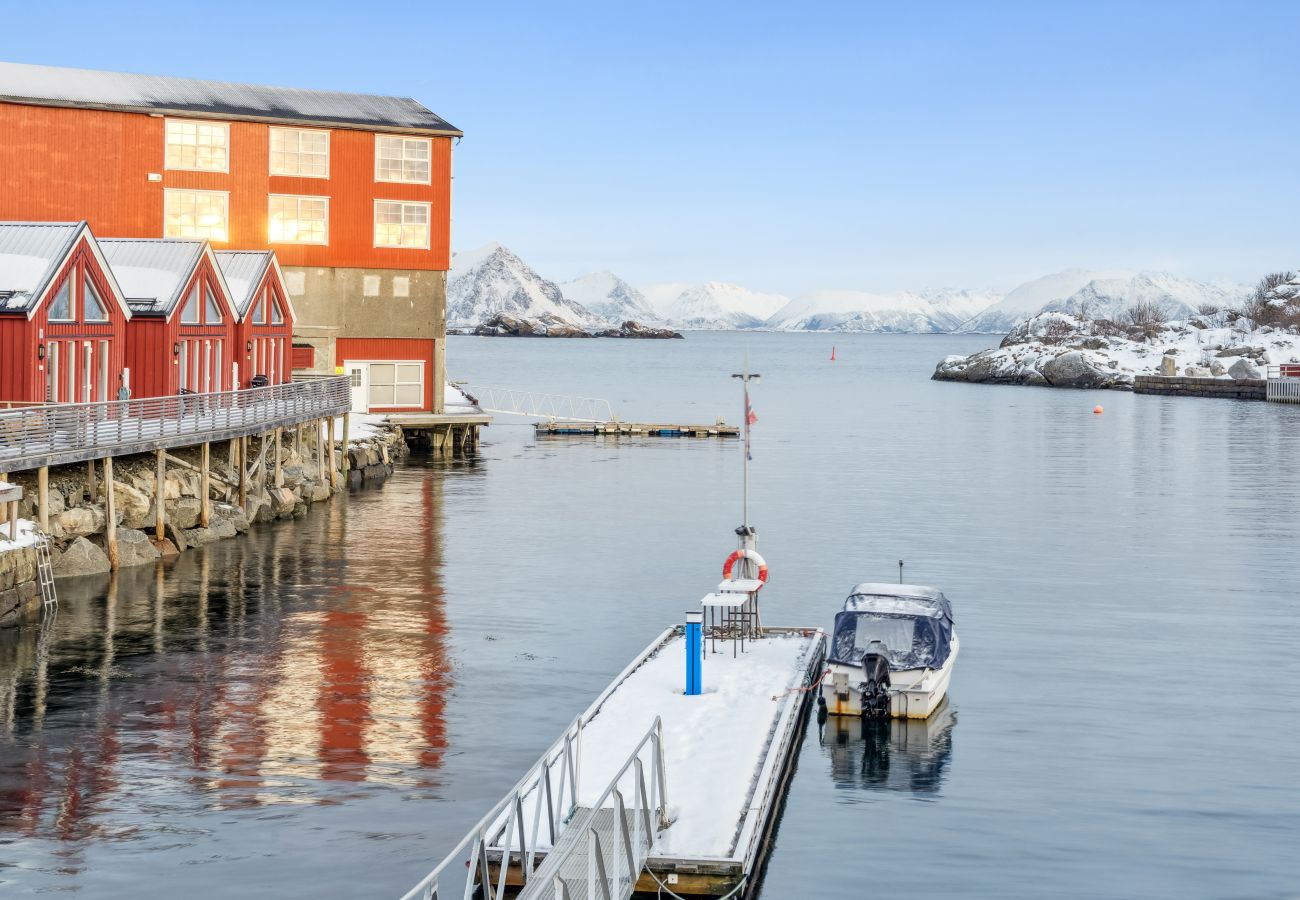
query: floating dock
535 421 739 438
401 625 825 900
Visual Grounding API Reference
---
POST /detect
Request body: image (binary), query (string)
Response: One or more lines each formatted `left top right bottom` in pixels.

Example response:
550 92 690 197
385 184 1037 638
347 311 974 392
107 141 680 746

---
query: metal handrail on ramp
473 387 614 423
400 717 668 900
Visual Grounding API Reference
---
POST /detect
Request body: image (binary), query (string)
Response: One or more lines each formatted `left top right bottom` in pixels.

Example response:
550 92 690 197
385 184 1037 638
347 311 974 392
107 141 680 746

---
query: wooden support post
6 499 16 542
37 466 49 532
274 427 283 488
200 442 211 528
294 423 303 459
86 459 97 502
340 413 350 476
228 438 238 469
238 436 247 509
103 457 118 570
155 449 166 541
326 417 337 490
317 419 326 484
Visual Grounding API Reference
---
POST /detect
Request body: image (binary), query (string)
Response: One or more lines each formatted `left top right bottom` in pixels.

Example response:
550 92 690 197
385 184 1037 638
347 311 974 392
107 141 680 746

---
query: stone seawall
0 424 407 628
1133 376 1266 400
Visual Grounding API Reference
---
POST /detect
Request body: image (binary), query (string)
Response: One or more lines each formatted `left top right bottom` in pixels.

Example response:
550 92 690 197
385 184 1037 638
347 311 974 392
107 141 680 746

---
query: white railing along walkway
473 387 614 423
0 377 351 473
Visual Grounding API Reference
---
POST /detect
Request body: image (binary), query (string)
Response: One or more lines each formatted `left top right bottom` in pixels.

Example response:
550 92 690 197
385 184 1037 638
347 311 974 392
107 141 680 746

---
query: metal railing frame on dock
474 387 614 423
0 377 351 474
400 717 668 900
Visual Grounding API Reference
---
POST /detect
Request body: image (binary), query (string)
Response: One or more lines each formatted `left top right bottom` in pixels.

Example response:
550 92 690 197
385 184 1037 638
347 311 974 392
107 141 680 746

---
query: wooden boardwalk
535 421 739 438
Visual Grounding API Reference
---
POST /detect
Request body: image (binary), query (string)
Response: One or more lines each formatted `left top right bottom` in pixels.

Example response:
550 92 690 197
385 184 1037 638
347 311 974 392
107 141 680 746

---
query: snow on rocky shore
934 310 1300 390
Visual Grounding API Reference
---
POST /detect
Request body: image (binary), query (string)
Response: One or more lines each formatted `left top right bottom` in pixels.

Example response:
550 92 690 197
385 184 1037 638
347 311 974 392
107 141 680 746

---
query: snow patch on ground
0 515 40 551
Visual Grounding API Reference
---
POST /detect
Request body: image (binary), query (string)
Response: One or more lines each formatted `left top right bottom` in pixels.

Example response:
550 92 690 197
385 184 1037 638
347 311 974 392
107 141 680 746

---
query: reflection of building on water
821 699 956 795
0 466 452 837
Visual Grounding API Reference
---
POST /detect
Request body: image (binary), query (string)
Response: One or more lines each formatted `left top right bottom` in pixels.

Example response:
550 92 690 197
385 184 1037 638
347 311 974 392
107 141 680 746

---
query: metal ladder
35 535 57 612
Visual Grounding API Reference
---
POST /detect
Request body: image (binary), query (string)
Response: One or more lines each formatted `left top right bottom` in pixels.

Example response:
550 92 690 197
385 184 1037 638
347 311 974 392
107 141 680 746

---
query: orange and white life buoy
722 549 769 588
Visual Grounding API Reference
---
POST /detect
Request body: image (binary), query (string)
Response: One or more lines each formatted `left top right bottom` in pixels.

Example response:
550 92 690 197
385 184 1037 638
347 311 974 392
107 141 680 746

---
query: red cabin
215 251 296 387
0 221 132 404
101 239 239 398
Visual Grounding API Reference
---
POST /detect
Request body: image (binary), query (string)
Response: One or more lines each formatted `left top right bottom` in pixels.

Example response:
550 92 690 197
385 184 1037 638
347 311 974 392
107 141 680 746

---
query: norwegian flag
744 387 757 460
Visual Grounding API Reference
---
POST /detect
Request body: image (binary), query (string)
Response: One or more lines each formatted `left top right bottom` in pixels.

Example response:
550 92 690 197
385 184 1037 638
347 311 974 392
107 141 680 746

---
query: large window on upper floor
374 200 430 249
269 127 330 177
269 195 329 245
165 119 230 172
375 135 431 184
164 189 229 241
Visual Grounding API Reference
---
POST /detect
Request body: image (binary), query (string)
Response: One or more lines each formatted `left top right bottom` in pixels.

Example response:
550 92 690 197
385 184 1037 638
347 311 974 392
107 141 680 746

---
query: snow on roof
214 250 272 316
0 61 460 136
0 222 84 312
99 238 205 314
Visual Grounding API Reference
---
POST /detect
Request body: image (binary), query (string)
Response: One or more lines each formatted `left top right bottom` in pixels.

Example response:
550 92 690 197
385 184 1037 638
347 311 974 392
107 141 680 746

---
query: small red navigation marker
830 346 837 361
1093 405 1104 415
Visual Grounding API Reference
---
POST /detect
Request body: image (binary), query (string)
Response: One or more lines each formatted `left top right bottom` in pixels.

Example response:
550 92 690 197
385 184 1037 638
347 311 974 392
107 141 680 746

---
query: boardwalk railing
0 377 351 474
474 387 614 423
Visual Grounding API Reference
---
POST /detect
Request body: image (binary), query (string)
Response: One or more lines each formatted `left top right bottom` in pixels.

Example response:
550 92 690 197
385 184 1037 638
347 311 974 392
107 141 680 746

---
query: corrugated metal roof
0 61 460 136
214 250 272 317
0 222 84 312
99 238 205 315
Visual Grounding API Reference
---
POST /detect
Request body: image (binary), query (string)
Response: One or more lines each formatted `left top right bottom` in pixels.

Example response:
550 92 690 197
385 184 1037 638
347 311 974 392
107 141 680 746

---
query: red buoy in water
830 346 837 361
1094 405 1104 415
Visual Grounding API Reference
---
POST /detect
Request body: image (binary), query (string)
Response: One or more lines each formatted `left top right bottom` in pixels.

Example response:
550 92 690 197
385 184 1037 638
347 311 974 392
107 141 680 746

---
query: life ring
722 549 769 588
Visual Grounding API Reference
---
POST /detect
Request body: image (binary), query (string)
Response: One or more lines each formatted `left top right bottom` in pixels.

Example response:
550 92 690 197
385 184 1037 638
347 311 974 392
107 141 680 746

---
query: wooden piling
200 442 211 528
238 436 247 509
86 459 97 502
340 413 350 475
155 449 166 541
103 457 118 570
274 427 283 488
6 498 16 542
317 419 326 484
37 466 49 532
326 417 337 490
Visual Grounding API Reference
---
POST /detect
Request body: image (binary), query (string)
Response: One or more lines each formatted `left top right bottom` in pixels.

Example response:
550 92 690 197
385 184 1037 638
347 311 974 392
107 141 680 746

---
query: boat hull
821 635 959 719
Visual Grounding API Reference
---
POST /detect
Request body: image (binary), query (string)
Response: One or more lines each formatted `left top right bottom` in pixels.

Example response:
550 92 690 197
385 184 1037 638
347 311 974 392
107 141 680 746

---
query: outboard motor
859 640 892 719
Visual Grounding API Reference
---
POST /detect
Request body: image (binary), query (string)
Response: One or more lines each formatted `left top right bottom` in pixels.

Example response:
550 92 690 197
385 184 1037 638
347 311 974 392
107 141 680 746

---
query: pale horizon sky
5 0 1299 296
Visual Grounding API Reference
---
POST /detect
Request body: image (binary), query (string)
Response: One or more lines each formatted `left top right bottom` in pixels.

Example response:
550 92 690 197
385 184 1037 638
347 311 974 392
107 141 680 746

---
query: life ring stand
722 549 769 589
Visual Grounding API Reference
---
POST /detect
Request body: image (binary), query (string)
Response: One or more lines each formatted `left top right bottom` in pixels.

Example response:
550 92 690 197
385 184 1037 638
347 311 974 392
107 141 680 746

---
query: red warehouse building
99 239 238 399
215 250 296 387
0 221 131 404
0 61 460 413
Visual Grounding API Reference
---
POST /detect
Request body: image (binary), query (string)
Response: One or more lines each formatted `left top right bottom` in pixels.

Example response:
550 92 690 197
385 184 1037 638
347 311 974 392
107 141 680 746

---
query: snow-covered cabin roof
0 221 84 312
99 238 208 316
0 61 461 137
213 250 294 324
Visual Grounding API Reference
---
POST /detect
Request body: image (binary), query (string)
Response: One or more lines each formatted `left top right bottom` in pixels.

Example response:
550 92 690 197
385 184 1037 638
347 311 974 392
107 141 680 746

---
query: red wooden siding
0 236 127 404
291 345 315 369
122 254 238 399
336 337 437 412
234 267 295 386
0 102 452 270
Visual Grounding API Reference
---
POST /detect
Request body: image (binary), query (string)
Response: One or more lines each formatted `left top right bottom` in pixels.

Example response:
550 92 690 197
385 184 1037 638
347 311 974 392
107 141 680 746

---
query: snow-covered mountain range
447 242 1251 335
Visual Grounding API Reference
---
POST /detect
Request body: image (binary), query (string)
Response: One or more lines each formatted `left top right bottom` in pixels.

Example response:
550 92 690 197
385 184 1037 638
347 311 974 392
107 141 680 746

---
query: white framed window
48 280 73 321
269 127 330 178
375 135 431 184
165 119 229 172
374 200 430 249
269 194 329 244
164 189 229 241
367 361 424 408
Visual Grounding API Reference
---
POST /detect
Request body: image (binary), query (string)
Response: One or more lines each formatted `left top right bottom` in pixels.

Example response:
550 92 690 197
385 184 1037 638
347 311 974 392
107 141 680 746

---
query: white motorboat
819 583 958 720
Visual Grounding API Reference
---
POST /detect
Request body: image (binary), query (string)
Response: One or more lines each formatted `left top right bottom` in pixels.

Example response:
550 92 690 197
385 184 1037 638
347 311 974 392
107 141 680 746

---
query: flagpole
732 355 759 530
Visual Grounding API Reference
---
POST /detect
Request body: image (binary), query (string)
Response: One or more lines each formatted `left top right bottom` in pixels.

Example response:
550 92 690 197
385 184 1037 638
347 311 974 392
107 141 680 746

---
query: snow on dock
576 630 818 859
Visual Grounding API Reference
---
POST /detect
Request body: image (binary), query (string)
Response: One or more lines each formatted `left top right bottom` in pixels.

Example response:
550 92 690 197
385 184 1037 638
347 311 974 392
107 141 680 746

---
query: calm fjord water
2 332 1299 899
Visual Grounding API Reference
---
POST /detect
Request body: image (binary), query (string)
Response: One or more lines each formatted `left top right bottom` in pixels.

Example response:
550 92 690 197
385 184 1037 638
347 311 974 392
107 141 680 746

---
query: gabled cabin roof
0 220 131 319
213 250 297 325
99 238 208 317
0 60 461 137
0 221 85 312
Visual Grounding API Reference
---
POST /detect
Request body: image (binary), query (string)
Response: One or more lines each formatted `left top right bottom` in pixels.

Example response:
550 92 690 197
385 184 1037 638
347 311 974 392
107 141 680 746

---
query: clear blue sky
6 1 1300 294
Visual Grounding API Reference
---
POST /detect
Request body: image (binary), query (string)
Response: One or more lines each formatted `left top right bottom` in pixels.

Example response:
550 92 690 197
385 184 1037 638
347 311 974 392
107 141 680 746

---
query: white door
347 363 368 413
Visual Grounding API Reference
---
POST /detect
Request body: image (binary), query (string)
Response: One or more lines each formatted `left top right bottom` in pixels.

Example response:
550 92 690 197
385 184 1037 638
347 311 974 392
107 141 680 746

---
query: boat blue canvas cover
831 586 954 670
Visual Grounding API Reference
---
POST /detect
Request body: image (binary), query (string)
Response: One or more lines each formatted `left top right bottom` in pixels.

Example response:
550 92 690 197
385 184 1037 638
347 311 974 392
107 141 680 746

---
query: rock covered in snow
934 309 1300 390
471 313 593 338
593 320 683 339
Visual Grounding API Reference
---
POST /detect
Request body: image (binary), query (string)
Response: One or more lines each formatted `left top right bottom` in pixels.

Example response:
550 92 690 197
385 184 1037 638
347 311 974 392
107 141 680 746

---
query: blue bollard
685 610 702 695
